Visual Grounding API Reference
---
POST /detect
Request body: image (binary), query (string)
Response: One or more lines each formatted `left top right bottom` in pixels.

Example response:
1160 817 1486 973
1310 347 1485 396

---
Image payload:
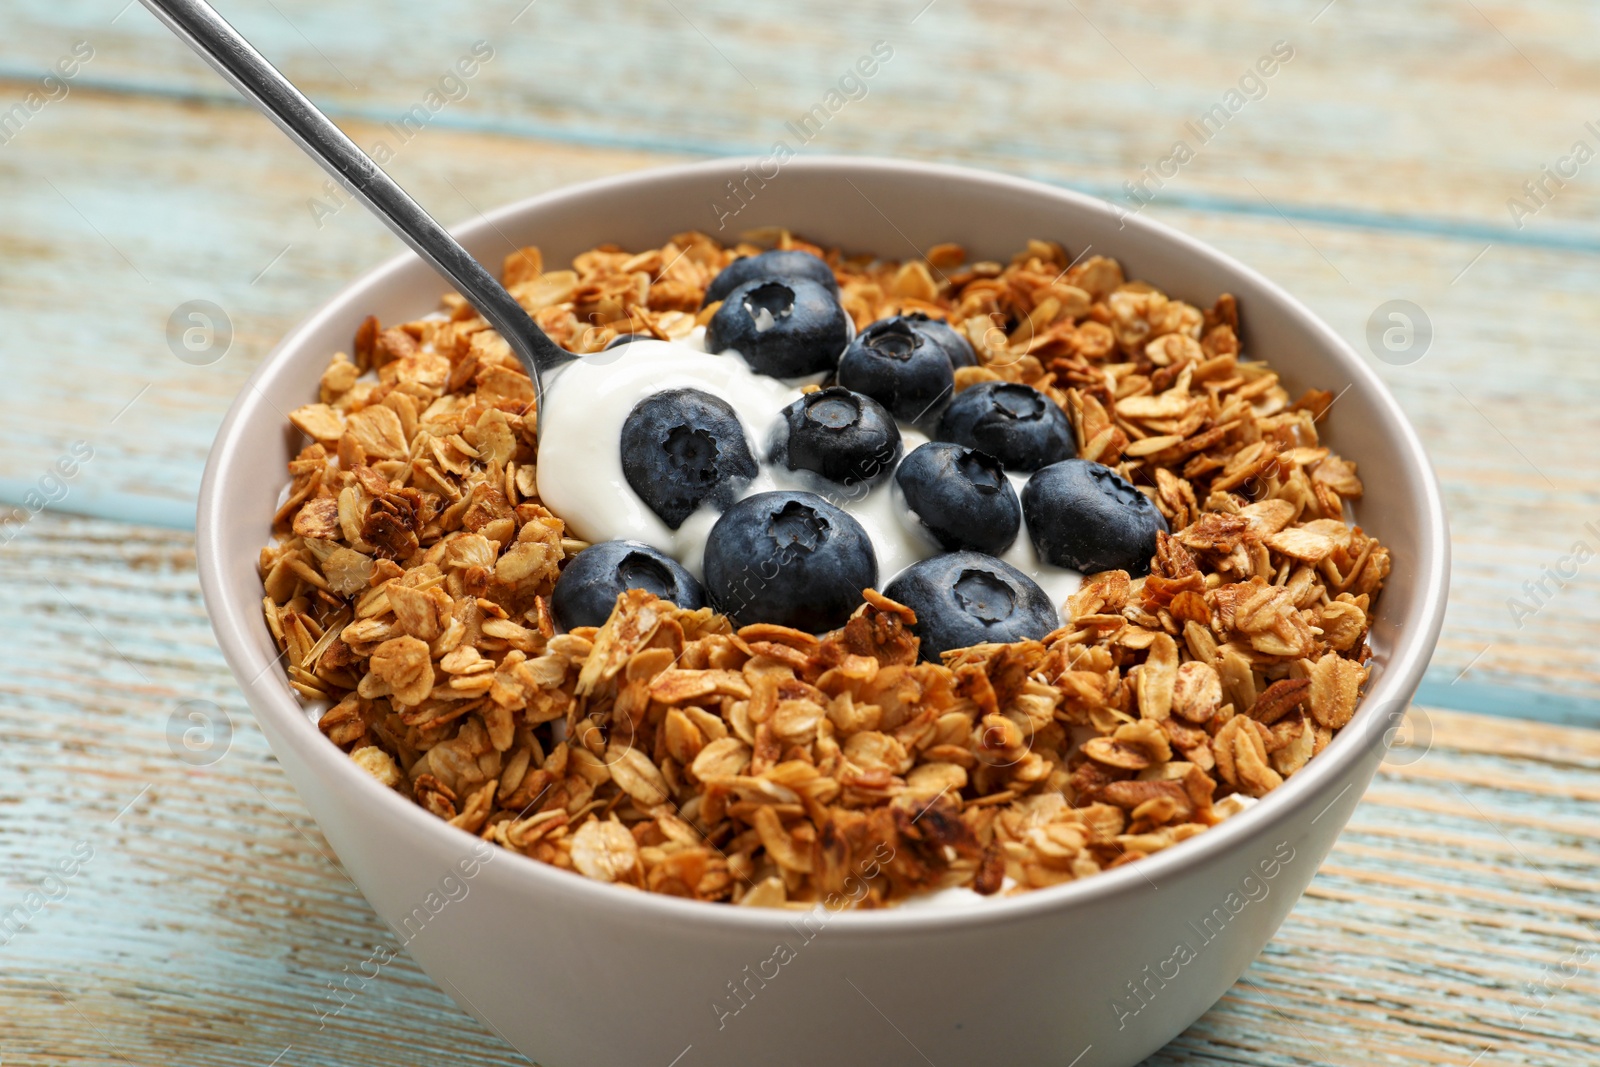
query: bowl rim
196 154 1450 935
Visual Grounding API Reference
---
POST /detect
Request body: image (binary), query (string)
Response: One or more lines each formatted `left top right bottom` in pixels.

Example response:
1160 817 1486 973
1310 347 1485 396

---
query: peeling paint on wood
0 83 1597 710
3 1 1600 1056
1 515 1598 1065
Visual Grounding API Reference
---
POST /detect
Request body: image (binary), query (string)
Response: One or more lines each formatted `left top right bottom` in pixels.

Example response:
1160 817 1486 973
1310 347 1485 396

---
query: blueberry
837 315 972 426
770 387 902 488
620 388 758 529
552 540 704 629
903 312 977 368
894 442 1020 554
937 381 1074 472
883 552 1057 660
705 278 852 379
702 491 877 632
1022 459 1169 576
703 249 838 307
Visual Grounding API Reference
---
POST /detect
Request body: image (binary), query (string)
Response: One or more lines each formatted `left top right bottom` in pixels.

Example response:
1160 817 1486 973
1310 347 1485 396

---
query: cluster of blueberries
551 250 1169 659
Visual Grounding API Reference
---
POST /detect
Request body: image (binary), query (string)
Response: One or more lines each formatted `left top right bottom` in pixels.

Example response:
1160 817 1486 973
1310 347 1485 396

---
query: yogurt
534 331 1083 615
889 878 1018 910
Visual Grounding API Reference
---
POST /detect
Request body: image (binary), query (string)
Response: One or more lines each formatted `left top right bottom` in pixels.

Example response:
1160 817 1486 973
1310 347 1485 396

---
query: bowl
195 156 1449 1067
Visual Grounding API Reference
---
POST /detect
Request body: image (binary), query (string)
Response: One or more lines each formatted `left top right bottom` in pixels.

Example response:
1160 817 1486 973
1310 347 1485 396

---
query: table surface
3 2 1599 1064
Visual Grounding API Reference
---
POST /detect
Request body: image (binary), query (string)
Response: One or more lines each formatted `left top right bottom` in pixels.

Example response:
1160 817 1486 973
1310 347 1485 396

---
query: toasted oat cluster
262 231 1389 907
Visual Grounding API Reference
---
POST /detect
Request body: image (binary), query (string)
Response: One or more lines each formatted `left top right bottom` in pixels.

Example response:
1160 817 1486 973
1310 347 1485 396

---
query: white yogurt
534 332 793 576
889 878 1018 910
535 332 1083 615
1000 472 1084 610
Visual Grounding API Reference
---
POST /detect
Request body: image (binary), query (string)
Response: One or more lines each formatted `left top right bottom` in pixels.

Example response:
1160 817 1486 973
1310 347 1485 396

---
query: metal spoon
139 0 573 406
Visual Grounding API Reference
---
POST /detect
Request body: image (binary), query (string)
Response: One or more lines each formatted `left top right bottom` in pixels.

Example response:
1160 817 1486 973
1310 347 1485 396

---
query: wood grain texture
2 2 1600 712
1 78 1598 711
5 4 1600 1062
8 0 1600 236
0 86 691 525
2 515 1598 1066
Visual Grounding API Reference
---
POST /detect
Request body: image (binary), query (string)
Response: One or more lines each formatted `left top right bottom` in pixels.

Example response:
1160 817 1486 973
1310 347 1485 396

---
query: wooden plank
5 0 1600 238
0 515 527 1066
0 85 692 526
2 514 1599 1066
5 1 1600 701
2 87 1599 713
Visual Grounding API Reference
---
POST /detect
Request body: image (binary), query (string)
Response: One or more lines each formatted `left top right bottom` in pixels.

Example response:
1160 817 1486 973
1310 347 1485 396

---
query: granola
262 231 1388 907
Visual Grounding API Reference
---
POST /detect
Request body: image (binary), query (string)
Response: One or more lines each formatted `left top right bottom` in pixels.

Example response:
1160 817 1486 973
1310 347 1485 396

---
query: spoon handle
139 0 569 403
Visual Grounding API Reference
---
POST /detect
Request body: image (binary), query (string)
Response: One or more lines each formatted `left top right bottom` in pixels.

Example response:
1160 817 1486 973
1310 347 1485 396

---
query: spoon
139 0 574 407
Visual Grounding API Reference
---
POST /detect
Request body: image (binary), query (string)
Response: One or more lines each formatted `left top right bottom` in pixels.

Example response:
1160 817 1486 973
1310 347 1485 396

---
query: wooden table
3 2 1598 1063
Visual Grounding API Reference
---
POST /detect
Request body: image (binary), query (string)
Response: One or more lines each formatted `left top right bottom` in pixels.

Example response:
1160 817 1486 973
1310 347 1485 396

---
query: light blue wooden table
3 1 1599 1063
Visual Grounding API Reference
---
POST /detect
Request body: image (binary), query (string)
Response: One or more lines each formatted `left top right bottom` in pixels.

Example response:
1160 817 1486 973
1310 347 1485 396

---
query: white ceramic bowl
196 157 1449 1067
